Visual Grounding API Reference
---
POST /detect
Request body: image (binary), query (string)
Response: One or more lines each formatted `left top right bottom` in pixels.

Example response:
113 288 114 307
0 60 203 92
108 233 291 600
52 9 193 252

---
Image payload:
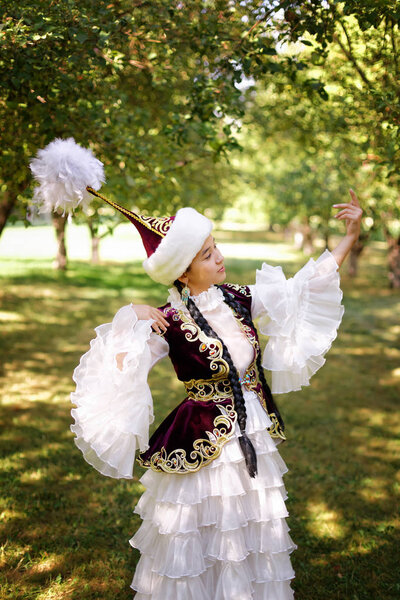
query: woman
70 186 362 599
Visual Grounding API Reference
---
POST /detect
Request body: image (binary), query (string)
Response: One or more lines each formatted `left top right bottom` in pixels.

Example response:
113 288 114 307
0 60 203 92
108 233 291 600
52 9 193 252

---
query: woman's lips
218 266 225 272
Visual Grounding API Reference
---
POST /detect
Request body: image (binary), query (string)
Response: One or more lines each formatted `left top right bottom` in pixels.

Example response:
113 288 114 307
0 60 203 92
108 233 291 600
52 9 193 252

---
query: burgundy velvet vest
137 283 285 475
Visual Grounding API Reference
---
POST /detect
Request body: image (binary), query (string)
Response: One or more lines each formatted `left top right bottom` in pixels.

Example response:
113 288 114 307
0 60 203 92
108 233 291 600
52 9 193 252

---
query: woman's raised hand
132 304 169 334
333 189 363 241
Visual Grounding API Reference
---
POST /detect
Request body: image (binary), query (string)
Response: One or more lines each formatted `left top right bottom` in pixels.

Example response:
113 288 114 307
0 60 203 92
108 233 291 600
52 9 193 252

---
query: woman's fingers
150 309 169 333
334 208 359 219
349 188 361 206
132 304 169 333
333 189 360 210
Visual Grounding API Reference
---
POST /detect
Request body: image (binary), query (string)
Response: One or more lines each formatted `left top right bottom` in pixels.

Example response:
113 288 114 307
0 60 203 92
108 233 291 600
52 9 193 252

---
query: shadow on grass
1 245 399 599
0 400 145 599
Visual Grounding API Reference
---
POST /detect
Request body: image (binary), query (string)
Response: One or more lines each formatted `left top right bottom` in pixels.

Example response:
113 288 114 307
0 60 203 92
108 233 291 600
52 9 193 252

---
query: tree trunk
52 214 68 270
87 219 100 264
323 228 330 251
301 217 314 255
0 178 30 236
91 235 100 264
0 191 16 236
348 238 365 277
386 233 400 289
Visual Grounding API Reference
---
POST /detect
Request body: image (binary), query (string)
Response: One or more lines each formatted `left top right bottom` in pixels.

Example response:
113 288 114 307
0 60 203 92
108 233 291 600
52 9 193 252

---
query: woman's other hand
333 188 363 241
132 304 169 334
331 189 364 268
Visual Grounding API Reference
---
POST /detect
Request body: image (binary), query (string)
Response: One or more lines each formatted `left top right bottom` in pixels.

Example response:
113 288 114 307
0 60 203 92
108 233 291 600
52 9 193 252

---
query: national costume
29 138 345 599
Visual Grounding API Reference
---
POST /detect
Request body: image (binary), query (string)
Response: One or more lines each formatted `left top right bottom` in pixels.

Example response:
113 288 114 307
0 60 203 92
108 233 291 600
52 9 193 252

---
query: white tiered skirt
130 390 297 599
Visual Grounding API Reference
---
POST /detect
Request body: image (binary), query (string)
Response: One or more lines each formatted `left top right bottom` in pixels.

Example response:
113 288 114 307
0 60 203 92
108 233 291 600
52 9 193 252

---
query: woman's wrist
344 232 359 244
331 233 358 268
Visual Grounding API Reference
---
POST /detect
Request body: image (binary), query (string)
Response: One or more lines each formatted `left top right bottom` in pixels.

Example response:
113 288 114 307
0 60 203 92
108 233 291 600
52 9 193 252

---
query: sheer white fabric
131 390 297 600
250 249 344 394
70 304 168 479
71 251 344 599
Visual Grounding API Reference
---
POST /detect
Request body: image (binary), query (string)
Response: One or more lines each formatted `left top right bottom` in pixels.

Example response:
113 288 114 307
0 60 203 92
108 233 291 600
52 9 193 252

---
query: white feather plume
29 137 105 214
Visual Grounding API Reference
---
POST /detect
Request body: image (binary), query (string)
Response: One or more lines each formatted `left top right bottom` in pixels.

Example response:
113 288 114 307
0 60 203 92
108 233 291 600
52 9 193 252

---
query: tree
272 1 400 285
223 1 400 284
1 1 297 235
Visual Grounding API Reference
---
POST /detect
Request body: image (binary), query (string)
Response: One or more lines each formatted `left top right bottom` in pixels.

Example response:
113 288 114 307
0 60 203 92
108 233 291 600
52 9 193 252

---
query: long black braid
174 280 258 478
218 286 285 433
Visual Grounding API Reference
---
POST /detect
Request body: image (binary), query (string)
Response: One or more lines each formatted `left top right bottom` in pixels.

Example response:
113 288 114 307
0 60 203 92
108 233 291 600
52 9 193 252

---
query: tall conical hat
29 138 212 285
86 187 212 286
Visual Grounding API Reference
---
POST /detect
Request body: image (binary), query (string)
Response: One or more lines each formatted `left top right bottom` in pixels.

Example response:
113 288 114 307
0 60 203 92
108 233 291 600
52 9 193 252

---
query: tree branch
333 20 372 88
242 0 290 39
390 17 399 77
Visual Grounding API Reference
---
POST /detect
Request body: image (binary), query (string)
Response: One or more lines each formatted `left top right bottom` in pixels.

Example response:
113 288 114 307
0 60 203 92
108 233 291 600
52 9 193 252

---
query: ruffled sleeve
250 249 344 395
70 304 169 479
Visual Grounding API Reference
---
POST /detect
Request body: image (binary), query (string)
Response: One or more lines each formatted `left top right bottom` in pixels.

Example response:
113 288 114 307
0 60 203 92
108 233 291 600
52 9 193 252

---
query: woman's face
179 234 226 296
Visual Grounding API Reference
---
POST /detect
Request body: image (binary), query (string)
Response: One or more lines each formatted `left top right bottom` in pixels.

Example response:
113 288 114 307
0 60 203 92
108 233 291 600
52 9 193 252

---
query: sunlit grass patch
1 227 399 599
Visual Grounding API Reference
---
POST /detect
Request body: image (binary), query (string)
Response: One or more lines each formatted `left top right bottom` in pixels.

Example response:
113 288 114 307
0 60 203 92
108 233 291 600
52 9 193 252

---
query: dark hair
174 280 258 478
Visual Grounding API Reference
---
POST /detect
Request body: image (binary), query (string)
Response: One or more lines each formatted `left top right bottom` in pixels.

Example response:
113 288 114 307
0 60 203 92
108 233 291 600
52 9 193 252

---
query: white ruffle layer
70 249 343 483
130 392 296 599
70 305 159 479
251 249 344 394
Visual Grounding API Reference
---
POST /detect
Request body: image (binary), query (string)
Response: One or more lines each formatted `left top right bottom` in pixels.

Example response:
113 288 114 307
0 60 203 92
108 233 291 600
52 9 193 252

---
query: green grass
0 226 399 599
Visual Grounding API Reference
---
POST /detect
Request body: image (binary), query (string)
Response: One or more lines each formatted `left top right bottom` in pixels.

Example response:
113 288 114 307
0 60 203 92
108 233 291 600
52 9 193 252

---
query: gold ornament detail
139 214 173 236
177 308 230 379
86 186 172 237
223 282 252 298
137 403 237 474
184 377 233 402
268 412 286 441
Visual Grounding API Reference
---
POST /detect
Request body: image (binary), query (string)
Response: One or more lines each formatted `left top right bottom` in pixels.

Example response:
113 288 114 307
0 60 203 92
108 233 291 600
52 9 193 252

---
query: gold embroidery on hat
86 186 171 237
139 214 173 236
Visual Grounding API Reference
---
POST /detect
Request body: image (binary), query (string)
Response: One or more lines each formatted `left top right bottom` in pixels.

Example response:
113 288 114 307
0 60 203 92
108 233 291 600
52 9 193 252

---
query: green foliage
273 2 400 177
222 2 400 254
0 0 297 227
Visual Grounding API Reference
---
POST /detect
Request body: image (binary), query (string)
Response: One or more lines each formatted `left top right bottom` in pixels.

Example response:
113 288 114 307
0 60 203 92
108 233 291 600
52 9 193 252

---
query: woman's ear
178 273 189 285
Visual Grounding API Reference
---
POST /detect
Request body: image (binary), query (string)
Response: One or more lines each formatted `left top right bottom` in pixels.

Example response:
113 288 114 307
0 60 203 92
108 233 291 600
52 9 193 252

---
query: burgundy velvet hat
30 138 212 285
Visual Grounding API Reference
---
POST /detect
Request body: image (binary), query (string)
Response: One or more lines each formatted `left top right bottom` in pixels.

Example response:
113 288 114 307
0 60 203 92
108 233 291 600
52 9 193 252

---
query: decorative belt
182 364 286 441
183 364 259 402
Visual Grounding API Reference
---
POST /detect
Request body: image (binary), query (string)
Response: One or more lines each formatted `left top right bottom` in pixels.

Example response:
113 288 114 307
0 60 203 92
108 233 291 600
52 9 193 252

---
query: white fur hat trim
143 207 212 286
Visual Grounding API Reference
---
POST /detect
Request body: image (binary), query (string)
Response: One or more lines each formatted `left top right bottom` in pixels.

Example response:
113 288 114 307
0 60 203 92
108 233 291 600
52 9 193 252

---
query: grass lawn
0 224 399 599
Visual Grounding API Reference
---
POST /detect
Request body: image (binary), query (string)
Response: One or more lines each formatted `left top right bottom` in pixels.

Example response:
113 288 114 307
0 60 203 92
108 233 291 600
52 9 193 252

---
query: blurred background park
1 1 399 599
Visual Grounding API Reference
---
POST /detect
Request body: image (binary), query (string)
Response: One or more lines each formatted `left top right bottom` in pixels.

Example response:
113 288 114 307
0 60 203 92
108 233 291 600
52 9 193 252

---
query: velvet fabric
138 284 285 474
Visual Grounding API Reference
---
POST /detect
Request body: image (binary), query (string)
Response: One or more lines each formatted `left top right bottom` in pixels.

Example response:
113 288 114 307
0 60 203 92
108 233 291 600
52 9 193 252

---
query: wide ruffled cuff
70 304 155 479
253 250 344 394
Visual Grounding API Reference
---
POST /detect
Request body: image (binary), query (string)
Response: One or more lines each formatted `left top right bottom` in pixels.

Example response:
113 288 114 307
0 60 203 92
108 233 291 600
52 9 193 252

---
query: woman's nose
216 249 224 263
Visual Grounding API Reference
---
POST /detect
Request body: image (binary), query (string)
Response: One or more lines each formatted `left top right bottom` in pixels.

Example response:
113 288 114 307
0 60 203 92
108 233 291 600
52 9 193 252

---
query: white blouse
70 248 344 479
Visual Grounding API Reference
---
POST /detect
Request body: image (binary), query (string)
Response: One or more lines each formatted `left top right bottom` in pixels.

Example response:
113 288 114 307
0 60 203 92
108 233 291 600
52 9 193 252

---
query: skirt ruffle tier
130 390 297 599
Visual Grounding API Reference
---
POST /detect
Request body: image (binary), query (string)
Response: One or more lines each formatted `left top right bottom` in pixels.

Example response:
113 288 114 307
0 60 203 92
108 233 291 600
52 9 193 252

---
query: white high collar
167 285 225 312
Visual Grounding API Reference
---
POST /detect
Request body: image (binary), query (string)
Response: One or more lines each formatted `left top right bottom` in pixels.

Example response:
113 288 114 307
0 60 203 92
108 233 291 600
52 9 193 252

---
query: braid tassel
238 432 258 478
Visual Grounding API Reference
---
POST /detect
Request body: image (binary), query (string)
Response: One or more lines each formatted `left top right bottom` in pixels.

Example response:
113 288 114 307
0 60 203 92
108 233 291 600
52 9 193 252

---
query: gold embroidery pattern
140 301 284 474
86 186 172 237
137 403 237 474
177 308 230 379
268 413 286 441
178 303 283 440
184 377 232 402
223 282 251 298
139 214 173 236
183 362 257 403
